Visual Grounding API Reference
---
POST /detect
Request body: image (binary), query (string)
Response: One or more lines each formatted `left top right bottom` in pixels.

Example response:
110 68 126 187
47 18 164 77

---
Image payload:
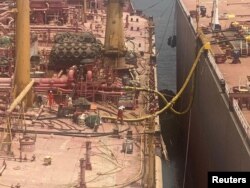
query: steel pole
14 0 32 107
82 0 87 23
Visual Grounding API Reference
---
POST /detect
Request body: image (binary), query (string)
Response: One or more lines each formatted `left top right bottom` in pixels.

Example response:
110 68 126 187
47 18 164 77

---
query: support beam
7 80 34 114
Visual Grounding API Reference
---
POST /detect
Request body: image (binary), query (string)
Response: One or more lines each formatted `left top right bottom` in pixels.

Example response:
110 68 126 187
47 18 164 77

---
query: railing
208 52 224 81
179 0 190 17
209 51 250 139
178 0 196 33
233 99 250 139
207 52 231 94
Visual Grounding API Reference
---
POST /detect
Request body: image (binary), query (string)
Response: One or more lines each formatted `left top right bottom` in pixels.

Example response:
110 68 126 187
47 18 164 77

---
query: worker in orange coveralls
117 105 125 125
47 90 54 108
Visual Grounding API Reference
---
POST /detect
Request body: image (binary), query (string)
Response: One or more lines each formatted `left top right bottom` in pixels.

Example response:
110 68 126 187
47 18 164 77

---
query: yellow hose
168 72 195 115
101 43 209 122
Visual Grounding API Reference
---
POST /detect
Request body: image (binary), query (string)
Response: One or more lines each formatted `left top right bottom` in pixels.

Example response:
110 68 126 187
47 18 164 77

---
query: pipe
0 111 33 118
31 25 81 30
0 23 7 34
0 11 11 22
34 87 70 94
0 78 11 83
35 84 68 87
7 17 14 27
0 127 130 137
45 2 50 9
55 87 73 93
0 84 11 86
31 8 48 11
0 66 75 85
0 7 8 11
7 80 35 114
57 70 63 78
34 77 68 84
97 90 125 96
86 70 93 81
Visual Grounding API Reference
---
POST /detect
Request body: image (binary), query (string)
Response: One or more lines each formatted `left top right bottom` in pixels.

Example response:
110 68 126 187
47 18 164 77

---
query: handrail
233 99 250 139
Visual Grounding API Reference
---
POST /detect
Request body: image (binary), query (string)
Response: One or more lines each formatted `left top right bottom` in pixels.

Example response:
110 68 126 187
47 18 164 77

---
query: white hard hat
118 105 125 110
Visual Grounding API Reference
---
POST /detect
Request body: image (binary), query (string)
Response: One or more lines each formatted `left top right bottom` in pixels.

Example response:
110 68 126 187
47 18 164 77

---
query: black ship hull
175 1 250 187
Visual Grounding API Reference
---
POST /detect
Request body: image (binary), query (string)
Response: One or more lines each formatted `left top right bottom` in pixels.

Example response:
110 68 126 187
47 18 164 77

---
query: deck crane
14 0 33 107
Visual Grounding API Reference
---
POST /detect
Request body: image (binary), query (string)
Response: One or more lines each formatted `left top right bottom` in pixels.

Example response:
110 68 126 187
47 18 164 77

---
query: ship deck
181 0 250 136
0 1 162 187
1 107 144 188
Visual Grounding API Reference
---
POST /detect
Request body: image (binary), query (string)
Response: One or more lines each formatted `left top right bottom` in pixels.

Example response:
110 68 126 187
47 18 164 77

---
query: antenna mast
211 0 221 31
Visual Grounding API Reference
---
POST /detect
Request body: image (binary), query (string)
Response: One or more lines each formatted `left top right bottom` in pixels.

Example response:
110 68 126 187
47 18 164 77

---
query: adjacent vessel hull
176 0 250 187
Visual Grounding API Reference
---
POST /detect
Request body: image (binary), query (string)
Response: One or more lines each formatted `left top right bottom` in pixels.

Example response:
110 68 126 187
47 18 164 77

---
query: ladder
240 40 249 57
0 116 13 154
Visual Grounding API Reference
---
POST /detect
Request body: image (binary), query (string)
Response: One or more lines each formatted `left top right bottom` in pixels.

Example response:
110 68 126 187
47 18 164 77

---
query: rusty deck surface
181 0 250 132
1 114 143 188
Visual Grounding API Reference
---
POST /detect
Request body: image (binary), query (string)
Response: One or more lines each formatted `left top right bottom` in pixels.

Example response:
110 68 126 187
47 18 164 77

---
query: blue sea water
132 0 177 92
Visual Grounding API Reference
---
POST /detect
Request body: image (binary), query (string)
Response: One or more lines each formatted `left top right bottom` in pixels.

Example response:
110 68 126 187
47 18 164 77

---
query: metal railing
178 0 196 33
208 52 224 81
178 0 250 140
233 99 250 139
209 51 250 139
